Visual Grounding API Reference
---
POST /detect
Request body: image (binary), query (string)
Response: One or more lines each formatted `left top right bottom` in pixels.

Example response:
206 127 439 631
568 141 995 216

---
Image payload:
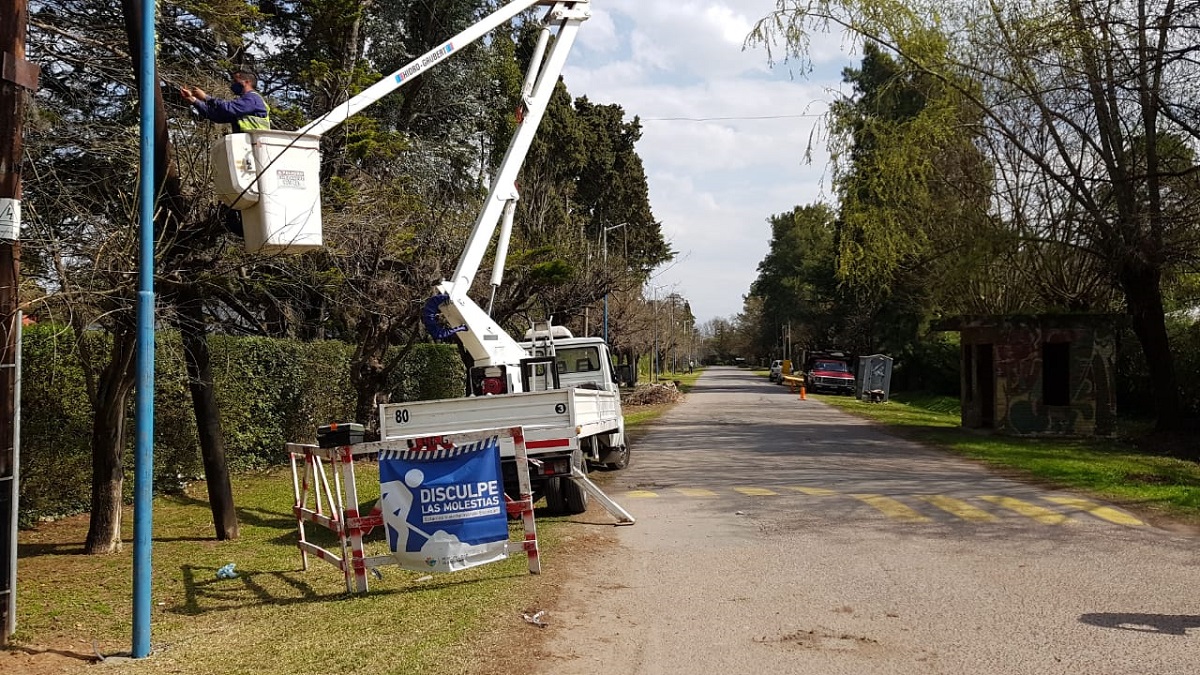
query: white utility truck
380 324 628 515
211 0 628 515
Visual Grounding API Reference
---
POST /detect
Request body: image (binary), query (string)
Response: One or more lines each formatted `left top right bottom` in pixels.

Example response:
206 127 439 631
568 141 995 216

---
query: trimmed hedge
20 324 93 522
18 325 462 524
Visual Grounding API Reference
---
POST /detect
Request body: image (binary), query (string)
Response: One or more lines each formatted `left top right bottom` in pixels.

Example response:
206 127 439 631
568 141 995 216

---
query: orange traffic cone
799 384 807 400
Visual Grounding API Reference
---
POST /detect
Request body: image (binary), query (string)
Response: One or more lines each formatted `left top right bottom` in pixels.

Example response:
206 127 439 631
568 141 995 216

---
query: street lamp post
667 297 675 374
649 283 667 383
653 286 658 383
602 223 626 345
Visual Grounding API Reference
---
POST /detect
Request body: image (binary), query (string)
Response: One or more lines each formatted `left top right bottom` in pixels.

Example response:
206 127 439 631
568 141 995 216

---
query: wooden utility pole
1 0 37 646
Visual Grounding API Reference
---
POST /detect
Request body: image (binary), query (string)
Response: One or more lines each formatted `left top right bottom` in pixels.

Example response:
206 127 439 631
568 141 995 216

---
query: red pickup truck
803 352 856 395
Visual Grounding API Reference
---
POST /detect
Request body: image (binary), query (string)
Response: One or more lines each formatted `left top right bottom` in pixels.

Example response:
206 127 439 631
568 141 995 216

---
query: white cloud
576 5 618 53
559 0 854 321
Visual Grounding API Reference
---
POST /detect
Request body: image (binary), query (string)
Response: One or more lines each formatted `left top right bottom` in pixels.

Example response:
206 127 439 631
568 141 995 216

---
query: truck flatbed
379 387 621 456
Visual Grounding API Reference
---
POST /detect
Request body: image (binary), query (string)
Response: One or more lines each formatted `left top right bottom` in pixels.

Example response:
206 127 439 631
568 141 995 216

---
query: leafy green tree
25 0 267 550
830 42 996 347
749 43 994 362
750 204 842 354
754 1 1200 434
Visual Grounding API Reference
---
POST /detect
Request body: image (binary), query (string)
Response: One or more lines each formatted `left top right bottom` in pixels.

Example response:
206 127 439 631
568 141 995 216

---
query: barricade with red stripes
287 425 539 593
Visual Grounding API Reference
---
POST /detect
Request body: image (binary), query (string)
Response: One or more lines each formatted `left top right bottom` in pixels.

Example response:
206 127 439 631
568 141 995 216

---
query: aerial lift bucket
212 130 324 254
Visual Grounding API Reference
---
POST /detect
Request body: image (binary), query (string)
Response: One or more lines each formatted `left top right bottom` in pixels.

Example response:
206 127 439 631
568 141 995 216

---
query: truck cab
803 352 856 395
516 328 628 471
533 338 620 393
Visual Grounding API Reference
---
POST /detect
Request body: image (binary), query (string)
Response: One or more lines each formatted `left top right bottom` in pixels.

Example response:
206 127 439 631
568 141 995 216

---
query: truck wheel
604 445 630 471
562 475 589 515
544 477 567 515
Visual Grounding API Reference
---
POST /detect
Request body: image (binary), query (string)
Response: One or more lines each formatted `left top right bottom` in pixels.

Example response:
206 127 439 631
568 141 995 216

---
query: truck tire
544 477 567 515
604 444 630 471
562 449 589 514
562 475 588 515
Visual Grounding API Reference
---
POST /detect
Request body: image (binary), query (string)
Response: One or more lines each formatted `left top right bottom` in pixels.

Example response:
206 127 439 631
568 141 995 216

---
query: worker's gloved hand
190 86 208 101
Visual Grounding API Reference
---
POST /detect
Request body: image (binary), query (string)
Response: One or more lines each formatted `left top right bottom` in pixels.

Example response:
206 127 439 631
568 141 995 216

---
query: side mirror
615 364 633 387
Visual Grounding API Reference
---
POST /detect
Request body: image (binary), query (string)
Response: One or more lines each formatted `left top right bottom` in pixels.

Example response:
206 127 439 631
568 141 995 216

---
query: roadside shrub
18 323 92 525
890 334 960 396
154 331 203 489
18 331 459 524
1168 320 1200 419
1117 320 1200 420
291 339 357 441
387 343 465 402
210 336 317 470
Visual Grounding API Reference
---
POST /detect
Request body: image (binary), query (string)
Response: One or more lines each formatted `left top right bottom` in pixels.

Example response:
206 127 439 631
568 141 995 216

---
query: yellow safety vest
233 93 271 133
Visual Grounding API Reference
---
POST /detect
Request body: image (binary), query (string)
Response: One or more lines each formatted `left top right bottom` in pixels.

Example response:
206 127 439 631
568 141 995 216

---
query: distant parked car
769 360 783 383
804 353 856 395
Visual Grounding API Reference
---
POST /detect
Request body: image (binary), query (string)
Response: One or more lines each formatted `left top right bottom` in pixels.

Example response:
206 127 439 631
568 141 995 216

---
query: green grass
623 406 663 427
14 467 577 674
13 379 700 672
664 368 702 393
818 392 1200 523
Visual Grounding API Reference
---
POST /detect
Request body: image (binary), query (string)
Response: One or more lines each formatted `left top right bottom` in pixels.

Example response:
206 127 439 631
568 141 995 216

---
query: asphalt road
534 366 1200 675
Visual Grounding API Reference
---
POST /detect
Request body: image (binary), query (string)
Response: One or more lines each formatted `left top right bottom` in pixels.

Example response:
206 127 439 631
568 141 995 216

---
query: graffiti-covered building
937 315 1117 437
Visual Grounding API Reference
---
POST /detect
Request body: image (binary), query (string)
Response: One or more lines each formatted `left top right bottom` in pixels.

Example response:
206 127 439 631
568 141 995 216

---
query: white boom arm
435 1 590 380
299 0 565 137
289 0 591 390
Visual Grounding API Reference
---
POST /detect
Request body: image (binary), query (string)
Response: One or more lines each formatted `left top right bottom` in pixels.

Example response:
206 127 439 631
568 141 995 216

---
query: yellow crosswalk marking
979 496 1071 525
624 490 659 499
919 495 998 522
676 488 718 497
789 486 838 496
734 487 778 496
1042 496 1146 527
851 494 932 522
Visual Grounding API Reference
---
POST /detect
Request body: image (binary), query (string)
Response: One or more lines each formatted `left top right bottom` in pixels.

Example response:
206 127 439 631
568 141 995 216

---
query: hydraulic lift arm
234 0 592 392
308 0 592 385
300 0 572 137
434 1 591 384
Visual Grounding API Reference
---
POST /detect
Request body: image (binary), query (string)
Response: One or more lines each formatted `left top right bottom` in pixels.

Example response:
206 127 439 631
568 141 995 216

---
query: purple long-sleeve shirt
192 91 269 128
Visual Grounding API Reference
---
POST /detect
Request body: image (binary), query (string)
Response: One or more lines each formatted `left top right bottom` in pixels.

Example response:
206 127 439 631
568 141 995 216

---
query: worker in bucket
181 71 270 237
181 70 270 133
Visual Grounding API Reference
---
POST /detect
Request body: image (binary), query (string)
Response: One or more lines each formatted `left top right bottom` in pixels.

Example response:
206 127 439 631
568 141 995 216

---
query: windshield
814 360 849 372
556 346 601 374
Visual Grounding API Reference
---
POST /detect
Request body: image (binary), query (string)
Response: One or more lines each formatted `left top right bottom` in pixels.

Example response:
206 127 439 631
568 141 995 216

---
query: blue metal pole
132 0 156 658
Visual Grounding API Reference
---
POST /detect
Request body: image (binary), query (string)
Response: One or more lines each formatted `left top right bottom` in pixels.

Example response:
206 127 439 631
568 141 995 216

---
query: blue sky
561 0 857 323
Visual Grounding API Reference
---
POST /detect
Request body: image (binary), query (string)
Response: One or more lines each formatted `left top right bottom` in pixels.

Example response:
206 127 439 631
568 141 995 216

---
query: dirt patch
754 627 883 653
467 511 619 675
4 511 122 675
0 642 102 674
